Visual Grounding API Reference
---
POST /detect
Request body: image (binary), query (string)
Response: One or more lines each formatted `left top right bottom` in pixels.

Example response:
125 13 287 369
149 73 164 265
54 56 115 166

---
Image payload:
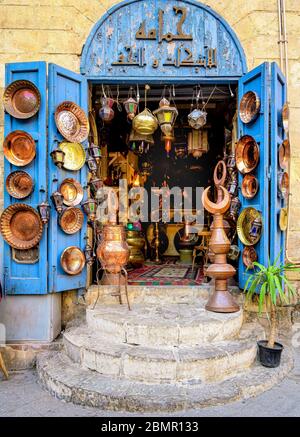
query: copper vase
97 224 129 274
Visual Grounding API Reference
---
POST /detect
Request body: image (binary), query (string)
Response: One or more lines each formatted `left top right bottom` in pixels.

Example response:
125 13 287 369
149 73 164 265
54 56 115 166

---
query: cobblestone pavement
1 351 300 417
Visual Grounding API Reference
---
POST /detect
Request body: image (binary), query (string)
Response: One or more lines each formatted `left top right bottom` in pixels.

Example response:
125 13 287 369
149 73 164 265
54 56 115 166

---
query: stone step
63 323 260 383
37 349 293 413
86 300 244 347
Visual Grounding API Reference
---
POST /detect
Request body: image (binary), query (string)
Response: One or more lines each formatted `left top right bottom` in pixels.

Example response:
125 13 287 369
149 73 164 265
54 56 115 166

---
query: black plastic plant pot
257 340 283 368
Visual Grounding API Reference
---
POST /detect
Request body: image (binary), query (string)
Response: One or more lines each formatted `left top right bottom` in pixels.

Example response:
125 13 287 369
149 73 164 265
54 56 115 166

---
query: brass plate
3 80 41 119
279 207 288 231
279 139 290 170
3 131 36 167
237 207 263 246
0 203 43 250
278 171 289 199
239 91 260 124
236 135 259 174
60 246 85 275
59 178 83 206
241 174 259 199
59 141 86 171
55 101 89 143
59 207 84 234
242 246 258 269
6 171 34 199
282 102 289 134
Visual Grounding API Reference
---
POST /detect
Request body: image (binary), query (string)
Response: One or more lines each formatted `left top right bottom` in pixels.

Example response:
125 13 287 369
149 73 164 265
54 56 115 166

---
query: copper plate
239 91 260 124
6 171 34 199
60 246 85 275
279 139 290 170
236 135 259 174
59 141 86 171
0 203 43 249
3 80 41 119
3 130 36 166
237 207 263 246
241 174 259 199
55 101 89 143
242 246 258 269
59 178 83 206
278 171 289 199
282 103 289 134
59 207 84 235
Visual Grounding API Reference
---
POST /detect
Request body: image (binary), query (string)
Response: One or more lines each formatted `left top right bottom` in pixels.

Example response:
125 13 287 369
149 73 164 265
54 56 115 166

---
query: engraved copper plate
59 178 83 206
3 80 41 119
242 246 257 269
59 207 84 234
239 91 260 124
60 246 85 275
279 139 290 170
237 207 263 246
3 130 36 166
59 141 86 171
6 171 34 199
278 171 289 199
241 174 259 199
0 204 43 250
55 101 89 143
236 135 259 174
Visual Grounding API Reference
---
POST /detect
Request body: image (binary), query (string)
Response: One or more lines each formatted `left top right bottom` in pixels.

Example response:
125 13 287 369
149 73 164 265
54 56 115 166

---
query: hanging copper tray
6 171 34 199
279 139 290 170
60 246 85 275
59 178 83 206
241 174 259 199
0 203 43 250
242 246 258 269
239 91 260 124
282 103 289 134
3 130 36 166
59 207 84 235
278 171 289 199
55 101 89 143
58 141 86 171
237 207 263 246
236 135 259 174
3 80 41 119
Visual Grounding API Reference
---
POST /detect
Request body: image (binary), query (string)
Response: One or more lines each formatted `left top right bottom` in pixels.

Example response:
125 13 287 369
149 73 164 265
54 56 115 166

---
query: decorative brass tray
3 80 41 119
55 101 89 143
279 139 290 170
241 174 259 199
236 135 259 174
3 130 36 166
237 207 263 246
242 246 257 269
59 141 86 171
60 246 85 275
239 91 260 124
59 207 84 234
6 171 34 199
59 178 83 206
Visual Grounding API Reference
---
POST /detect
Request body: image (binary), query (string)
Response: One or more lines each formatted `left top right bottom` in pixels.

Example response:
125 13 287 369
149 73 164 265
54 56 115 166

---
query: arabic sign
81 0 247 80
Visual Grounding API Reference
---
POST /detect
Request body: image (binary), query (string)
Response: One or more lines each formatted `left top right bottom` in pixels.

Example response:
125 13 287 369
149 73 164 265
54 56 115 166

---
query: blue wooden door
47 64 88 293
3 62 48 295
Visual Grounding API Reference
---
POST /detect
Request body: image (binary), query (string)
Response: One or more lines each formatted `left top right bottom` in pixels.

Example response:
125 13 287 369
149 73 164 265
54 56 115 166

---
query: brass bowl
59 178 83 206
278 171 289 199
236 135 259 174
60 246 85 275
242 246 258 269
239 91 260 124
132 108 158 135
3 130 36 166
279 139 290 170
282 102 289 134
59 207 84 234
241 174 259 199
3 80 41 119
55 101 89 143
237 207 263 246
6 171 34 199
0 203 43 249
59 141 86 171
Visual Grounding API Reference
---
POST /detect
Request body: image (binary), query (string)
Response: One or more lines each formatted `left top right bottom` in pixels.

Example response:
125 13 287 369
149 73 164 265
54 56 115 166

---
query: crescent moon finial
202 186 231 215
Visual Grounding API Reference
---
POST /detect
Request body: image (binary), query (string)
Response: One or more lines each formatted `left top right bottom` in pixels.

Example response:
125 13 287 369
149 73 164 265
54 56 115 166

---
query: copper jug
97 224 129 274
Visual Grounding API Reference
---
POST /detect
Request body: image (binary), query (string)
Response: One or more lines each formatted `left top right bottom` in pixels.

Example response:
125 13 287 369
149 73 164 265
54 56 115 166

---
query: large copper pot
97 224 129 273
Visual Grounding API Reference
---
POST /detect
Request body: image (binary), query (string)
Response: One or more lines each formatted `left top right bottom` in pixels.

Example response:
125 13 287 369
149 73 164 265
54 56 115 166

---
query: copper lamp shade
239 91 260 124
60 246 85 275
3 80 41 119
236 135 259 174
59 178 83 206
55 101 89 143
6 171 34 199
3 131 36 167
241 174 259 199
59 207 84 235
279 139 290 170
242 246 258 269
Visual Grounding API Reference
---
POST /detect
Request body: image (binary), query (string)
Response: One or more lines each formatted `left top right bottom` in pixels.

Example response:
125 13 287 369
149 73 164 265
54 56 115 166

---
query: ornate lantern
88 177 103 197
153 98 178 156
50 148 65 169
188 129 208 158
86 156 98 175
51 191 64 214
140 161 152 180
227 244 240 262
99 97 114 122
124 96 138 121
38 201 50 225
88 143 101 164
188 108 207 130
249 216 262 241
84 243 96 266
82 198 97 222
132 85 158 136
229 196 241 220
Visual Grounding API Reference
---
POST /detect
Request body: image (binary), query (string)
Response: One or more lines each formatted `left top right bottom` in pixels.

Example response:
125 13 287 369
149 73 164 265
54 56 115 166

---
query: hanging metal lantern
84 243 96 266
50 148 65 169
153 98 178 157
88 177 103 196
38 201 50 225
227 173 238 196
124 96 138 121
140 161 152 181
188 108 207 130
132 85 158 135
229 196 241 219
82 198 97 222
86 156 98 175
99 97 114 122
51 191 64 214
88 143 101 165
227 244 240 262
187 129 208 158
227 153 236 171
129 129 154 155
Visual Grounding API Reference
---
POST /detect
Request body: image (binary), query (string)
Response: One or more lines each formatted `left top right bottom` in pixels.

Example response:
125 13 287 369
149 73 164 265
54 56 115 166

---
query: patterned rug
128 263 204 286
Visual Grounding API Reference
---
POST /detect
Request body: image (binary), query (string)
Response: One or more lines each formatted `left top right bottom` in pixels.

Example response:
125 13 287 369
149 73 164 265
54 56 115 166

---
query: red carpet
128 263 204 286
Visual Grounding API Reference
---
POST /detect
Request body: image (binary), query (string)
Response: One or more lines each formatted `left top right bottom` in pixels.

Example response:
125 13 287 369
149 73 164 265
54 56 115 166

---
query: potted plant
244 254 299 368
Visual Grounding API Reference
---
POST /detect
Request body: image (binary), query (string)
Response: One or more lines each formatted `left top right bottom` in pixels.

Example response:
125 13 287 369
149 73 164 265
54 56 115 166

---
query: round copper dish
6 171 34 199
279 139 290 170
282 103 289 134
0 203 43 250
59 207 84 235
55 101 89 143
3 80 41 119
241 174 259 199
237 207 263 246
278 171 289 199
236 135 260 174
239 91 260 124
60 246 85 275
242 246 258 269
58 141 86 171
3 130 36 167
59 178 83 206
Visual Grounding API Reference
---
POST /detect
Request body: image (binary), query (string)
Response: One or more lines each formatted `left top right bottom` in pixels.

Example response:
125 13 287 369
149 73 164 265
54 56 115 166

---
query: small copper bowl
3 80 41 119
59 178 83 206
282 103 289 134
241 174 259 199
278 172 289 199
60 246 85 275
239 91 260 124
59 207 84 234
6 171 34 199
55 101 89 143
236 135 260 174
279 139 290 170
3 130 36 167
242 246 258 269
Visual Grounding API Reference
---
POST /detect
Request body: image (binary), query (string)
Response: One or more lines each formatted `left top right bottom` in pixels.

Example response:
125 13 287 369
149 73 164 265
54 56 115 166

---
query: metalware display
86 156 98 175
59 178 83 207
236 135 260 174
3 130 36 167
99 97 115 122
279 207 288 231
88 143 101 164
241 174 259 199
51 191 64 214
3 80 41 119
127 229 145 267
60 246 85 275
279 139 290 170
242 246 257 269
58 141 86 171
228 196 241 221
97 225 129 274
6 171 34 199
237 207 263 246
59 207 84 235
278 171 289 199
227 244 240 262
282 102 289 134
37 201 50 225
133 108 158 135
82 198 97 222
50 148 65 168
0 203 43 250
239 91 260 124
124 96 138 121
55 101 89 143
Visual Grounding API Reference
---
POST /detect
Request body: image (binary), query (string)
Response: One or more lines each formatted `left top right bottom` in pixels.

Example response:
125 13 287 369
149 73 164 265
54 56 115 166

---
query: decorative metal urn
97 224 129 274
